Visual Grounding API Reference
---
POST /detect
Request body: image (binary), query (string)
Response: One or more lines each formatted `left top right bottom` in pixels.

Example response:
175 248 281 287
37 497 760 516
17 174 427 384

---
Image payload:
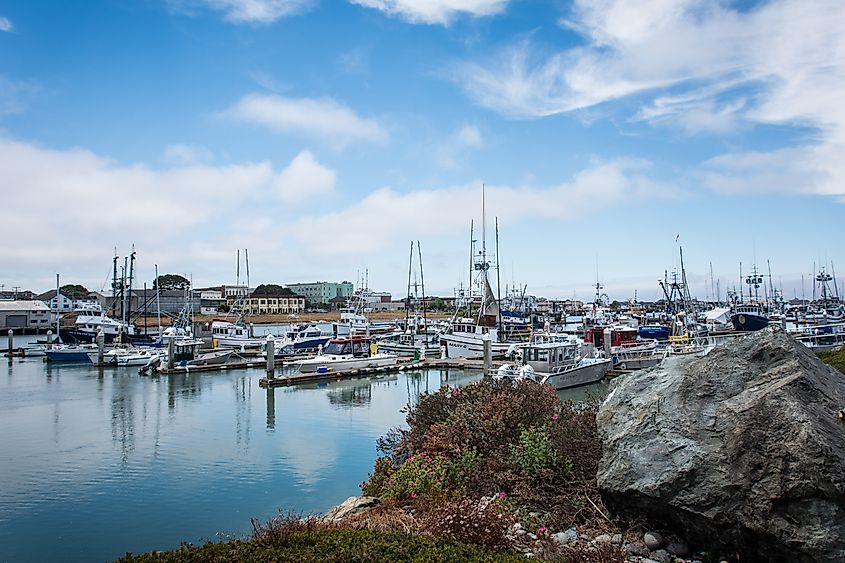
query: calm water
0 357 607 562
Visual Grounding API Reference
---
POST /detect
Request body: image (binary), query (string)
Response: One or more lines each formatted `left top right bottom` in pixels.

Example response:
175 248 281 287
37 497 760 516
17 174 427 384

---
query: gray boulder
597 331 845 562
323 495 379 522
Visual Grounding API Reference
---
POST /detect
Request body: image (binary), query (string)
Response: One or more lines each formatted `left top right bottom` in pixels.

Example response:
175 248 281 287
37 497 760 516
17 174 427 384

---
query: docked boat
295 337 398 373
58 302 135 344
494 339 611 390
730 304 770 332
210 319 265 348
45 344 100 362
187 349 232 366
376 330 440 358
791 323 845 352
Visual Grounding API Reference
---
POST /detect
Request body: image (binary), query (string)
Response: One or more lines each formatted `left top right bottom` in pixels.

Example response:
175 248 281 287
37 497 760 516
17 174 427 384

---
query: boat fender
496 364 512 379
519 364 535 381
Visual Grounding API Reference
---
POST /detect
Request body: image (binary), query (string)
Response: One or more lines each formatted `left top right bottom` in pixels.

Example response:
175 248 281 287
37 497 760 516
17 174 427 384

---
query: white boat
791 323 845 352
376 330 440 358
59 302 135 344
45 344 100 362
440 319 517 358
187 349 232 366
210 319 265 348
86 347 166 367
296 337 398 373
494 339 611 390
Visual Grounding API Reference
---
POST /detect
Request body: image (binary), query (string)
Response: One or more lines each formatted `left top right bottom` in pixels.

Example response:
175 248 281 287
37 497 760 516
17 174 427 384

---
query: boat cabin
520 341 579 374
584 326 639 349
323 337 373 357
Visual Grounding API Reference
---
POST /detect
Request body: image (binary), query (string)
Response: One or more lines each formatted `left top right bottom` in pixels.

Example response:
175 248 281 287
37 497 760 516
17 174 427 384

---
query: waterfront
0 357 608 562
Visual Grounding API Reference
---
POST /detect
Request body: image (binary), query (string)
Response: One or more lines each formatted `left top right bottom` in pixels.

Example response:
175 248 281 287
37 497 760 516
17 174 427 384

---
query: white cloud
274 150 336 202
454 0 845 199
222 93 388 147
435 123 483 168
0 137 335 286
172 0 311 23
164 144 214 165
350 0 510 24
0 16 12 32
455 124 482 148
284 158 664 256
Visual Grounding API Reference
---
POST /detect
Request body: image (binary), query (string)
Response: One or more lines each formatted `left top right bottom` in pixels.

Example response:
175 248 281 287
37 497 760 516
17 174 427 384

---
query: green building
285 281 353 305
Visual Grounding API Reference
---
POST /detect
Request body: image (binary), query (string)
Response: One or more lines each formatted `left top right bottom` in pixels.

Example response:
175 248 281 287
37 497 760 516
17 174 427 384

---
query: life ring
738 315 746 325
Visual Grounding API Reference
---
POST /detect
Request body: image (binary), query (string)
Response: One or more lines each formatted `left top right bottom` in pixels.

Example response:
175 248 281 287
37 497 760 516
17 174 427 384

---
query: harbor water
0 357 609 562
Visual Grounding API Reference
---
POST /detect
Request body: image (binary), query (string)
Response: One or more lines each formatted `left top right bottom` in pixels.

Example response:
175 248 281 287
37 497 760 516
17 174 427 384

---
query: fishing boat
210 319 265 348
187 349 232 366
58 302 135 344
494 339 611 390
295 336 398 373
376 330 440 358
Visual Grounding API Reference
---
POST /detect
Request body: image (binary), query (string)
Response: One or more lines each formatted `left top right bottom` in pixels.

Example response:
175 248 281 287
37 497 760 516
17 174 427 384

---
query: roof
36 290 71 301
0 300 51 311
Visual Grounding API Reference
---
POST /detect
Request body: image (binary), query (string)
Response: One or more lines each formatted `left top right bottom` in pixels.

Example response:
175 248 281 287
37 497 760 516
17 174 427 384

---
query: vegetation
362 380 615 546
59 284 90 299
817 346 845 373
152 274 190 291
117 517 523 562
252 284 298 297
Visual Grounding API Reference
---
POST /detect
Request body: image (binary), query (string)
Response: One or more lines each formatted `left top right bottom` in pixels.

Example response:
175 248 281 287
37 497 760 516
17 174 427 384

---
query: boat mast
406 241 413 332
467 220 474 320
832 262 840 299
111 251 118 318
155 263 161 336
128 245 136 327
417 240 427 332
55 273 61 343
121 256 128 327
495 217 503 341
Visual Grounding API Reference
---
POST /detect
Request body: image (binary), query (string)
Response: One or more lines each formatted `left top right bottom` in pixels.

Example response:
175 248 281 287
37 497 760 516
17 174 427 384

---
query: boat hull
543 358 611 390
46 347 98 362
730 312 769 332
59 328 120 344
297 354 398 373
440 333 514 359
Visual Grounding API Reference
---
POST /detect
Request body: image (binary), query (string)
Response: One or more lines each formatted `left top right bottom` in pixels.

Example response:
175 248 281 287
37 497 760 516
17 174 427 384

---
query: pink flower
387 480 393 485
552 414 559 421
538 526 546 534
411 492 417 498
454 447 461 454
426 457 433 462
498 491 505 500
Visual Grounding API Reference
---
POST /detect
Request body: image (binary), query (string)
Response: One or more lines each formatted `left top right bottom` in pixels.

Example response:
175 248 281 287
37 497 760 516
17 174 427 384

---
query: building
0 289 36 301
196 289 226 315
285 281 353 305
0 300 53 332
37 290 98 313
243 290 306 315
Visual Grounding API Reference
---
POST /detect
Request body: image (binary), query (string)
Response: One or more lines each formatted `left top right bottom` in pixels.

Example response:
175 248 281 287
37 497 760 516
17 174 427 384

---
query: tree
60 284 90 299
251 284 295 297
153 274 190 291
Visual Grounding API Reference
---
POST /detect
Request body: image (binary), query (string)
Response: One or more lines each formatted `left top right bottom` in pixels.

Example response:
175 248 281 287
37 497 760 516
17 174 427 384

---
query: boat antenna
236 249 240 289
245 248 250 290
739 262 743 303
495 217 502 341
832 262 840 299
418 240 427 332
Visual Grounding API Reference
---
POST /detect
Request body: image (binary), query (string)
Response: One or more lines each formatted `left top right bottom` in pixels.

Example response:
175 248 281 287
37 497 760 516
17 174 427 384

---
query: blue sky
1 0 843 301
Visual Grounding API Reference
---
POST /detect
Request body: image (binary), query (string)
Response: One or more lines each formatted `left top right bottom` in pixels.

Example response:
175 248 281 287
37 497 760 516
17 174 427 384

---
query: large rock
322 495 379 522
597 331 845 562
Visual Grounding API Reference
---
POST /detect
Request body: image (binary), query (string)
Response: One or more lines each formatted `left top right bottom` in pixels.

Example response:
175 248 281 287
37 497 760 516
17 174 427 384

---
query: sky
1 0 843 302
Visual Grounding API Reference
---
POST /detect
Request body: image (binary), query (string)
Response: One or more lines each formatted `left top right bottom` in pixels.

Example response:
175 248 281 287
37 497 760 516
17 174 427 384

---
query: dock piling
167 338 175 370
266 335 275 379
603 327 612 360
7 330 12 362
482 334 491 379
46 330 53 350
97 330 105 366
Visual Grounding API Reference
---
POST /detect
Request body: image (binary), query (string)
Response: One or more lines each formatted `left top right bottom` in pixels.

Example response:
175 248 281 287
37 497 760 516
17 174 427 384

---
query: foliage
152 274 189 291
510 426 558 473
817 347 845 374
117 517 524 562
364 379 611 531
59 284 89 299
420 497 514 549
252 284 297 297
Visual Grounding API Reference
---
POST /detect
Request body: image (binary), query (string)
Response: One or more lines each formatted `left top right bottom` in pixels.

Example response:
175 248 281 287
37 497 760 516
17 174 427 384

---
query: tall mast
406 241 413 331
155 263 161 336
55 273 61 343
467 220 474 319
128 245 136 323
122 256 128 326
832 262 840 299
495 217 502 341
739 262 743 302
709 261 715 305
417 240 427 332
111 252 118 318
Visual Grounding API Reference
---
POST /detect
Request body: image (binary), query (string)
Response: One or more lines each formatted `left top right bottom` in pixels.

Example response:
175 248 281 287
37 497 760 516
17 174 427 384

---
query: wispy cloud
285 158 665 256
453 0 845 199
350 0 510 25
221 93 388 146
164 143 214 165
0 16 12 32
170 0 312 24
0 75 40 116
435 123 483 168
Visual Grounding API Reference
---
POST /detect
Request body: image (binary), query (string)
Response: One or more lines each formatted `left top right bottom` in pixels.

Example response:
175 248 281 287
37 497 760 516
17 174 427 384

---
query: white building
0 301 53 331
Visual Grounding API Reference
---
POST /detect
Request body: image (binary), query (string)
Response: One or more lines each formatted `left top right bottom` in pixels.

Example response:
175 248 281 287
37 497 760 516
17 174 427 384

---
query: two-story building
243 290 306 315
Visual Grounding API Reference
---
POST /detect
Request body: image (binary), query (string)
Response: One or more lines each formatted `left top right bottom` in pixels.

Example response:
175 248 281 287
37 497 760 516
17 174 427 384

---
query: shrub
420 497 513 549
510 426 558 473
